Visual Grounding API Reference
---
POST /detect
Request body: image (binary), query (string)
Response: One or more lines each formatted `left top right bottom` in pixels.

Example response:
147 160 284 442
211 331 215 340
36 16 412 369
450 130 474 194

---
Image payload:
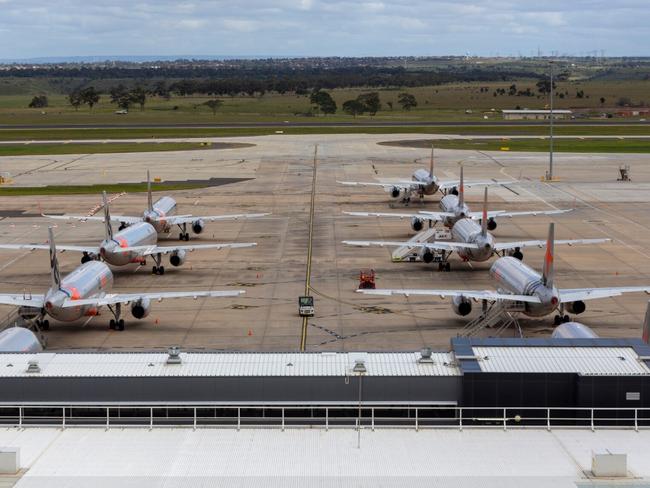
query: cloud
0 0 648 58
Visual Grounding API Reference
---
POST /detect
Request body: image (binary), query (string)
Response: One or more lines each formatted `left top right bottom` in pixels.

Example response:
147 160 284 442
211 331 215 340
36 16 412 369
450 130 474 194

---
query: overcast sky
1 0 649 59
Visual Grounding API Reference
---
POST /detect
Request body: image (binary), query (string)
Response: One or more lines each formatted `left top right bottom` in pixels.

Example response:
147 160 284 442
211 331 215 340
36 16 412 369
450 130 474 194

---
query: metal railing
0 404 648 431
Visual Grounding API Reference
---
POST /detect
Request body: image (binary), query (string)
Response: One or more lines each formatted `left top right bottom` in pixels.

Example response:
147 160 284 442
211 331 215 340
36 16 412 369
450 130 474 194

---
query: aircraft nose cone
100 241 116 258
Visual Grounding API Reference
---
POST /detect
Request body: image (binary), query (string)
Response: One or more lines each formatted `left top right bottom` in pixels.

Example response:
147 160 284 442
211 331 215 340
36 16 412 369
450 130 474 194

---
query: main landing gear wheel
179 232 190 241
36 319 50 330
554 315 571 325
438 263 451 272
152 266 165 275
109 319 125 331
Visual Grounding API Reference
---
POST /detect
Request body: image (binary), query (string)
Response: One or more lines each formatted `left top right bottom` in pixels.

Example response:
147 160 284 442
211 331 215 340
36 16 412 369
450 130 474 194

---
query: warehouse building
502 109 573 120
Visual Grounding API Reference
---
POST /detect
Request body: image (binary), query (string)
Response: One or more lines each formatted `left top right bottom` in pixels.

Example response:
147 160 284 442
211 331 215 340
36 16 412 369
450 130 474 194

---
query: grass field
382 138 650 153
0 182 208 196
0 141 231 156
1 80 648 126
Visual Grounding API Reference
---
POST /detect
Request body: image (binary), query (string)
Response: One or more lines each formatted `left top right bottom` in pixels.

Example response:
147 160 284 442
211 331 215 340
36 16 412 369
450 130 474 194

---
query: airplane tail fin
146 169 153 212
102 191 113 240
542 222 555 288
643 301 650 344
429 145 435 176
48 227 61 290
481 187 488 237
458 164 465 207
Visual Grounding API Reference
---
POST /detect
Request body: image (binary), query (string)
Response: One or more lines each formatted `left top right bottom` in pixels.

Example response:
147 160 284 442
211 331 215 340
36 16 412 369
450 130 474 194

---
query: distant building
502 109 572 120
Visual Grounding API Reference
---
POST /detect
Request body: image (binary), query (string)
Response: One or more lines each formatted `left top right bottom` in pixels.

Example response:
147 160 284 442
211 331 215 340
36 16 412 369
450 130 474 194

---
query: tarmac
1 133 650 352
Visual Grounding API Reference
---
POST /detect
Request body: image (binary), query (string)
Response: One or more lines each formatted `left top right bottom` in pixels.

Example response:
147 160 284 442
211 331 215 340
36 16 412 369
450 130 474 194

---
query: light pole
547 61 555 181
353 359 367 449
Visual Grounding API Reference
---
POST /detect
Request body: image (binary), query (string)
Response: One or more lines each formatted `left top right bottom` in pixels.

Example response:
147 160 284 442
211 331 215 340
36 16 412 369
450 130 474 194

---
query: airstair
392 228 451 262
458 300 525 338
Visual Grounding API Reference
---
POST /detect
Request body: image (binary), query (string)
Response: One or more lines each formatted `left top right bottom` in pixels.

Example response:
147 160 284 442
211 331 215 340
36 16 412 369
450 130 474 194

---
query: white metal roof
502 109 572 114
0 352 461 378
473 346 650 375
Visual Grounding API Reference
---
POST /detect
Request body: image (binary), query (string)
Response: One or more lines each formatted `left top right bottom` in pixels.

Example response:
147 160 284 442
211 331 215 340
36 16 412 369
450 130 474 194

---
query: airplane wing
0 243 101 254
115 242 257 256
43 213 143 225
356 288 541 303
438 180 512 190
61 290 245 308
163 213 270 225
0 294 45 308
559 286 650 303
337 180 417 190
343 211 452 221
469 209 572 219
343 240 478 251
494 238 610 252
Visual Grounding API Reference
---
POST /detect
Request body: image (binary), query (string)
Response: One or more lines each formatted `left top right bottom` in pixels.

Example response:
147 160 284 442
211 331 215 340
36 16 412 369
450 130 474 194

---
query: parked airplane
0 328 42 353
357 223 650 325
344 188 606 271
338 147 510 205
345 165 570 232
44 171 270 240
0 228 244 331
0 192 256 275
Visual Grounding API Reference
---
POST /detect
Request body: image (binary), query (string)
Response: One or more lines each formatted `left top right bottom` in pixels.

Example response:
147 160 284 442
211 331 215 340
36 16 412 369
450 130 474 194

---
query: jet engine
390 187 401 199
131 297 151 319
487 218 497 231
565 300 586 315
169 249 187 267
192 219 205 234
419 246 434 263
452 296 472 316
411 217 424 232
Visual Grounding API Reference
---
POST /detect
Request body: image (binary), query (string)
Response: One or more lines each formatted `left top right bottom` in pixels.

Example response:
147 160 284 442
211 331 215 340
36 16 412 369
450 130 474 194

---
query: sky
1 0 649 60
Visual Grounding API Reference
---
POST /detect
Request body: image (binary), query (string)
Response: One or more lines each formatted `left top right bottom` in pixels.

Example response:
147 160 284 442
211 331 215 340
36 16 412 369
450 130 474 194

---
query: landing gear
118 223 127 231
151 252 165 275
35 318 50 330
178 223 190 241
553 314 571 325
512 249 523 261
81 252 92 264
107 303 125 331
438 262 451 272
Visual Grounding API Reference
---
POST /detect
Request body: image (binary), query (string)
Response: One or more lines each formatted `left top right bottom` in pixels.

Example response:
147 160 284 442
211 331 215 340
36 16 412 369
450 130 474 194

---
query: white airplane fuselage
451 219 494 262
439 194 471 228
44 261 113 322
143 196 177 233
489 256 560 317
411 169 439 196
100 222 158 266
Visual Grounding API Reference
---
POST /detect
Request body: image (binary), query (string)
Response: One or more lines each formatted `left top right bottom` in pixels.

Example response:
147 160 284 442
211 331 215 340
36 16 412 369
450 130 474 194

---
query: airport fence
0 404 648 430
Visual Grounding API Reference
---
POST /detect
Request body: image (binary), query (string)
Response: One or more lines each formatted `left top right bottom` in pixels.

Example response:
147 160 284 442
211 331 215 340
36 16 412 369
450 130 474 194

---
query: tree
536 79 556 94
397 92 417 111
129 86 147 111
508 84 517 96
357 92 381 115
387 101 393 110
80 86 100 111
68 91 82 110
203 99 223 116
28 95 48 108
342 99 365 118
110 84 132 110
309 90 337 115
600 97 606 106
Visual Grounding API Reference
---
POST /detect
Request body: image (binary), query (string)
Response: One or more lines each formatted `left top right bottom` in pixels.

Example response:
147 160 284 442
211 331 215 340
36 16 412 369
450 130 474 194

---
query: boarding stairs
458 300 525 338
392 228 451 262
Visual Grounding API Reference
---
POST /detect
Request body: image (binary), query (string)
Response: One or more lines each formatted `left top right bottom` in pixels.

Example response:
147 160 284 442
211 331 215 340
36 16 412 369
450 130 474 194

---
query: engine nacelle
565 300 586 315
419 247 434 263
452 296 472 316
192 219 205 234
411 217 424 232
487 218 497 231
169 249 187 267
131 297 151 319
390 186 401 199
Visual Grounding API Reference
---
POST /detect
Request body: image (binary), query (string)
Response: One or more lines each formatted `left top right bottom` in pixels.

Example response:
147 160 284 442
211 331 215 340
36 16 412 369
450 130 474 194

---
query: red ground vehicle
358 269 376 289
